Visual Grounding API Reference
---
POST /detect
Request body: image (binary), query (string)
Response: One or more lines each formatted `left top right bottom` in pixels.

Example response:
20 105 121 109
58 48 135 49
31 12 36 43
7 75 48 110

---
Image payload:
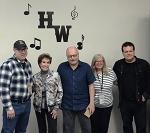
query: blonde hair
91 54 109 75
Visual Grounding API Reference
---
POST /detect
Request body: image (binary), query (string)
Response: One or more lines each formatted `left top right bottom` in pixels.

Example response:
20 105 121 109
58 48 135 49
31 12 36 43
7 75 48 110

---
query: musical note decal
71 6 78 20
30 38 41 50
77 34 84 50
24 3 32 15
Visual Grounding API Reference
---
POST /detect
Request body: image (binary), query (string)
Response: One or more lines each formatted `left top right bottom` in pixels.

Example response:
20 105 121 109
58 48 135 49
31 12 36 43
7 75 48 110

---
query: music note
77 34 85 50
71 6 78 20
30 38 41 50
81 34 84 42
24 3 32 15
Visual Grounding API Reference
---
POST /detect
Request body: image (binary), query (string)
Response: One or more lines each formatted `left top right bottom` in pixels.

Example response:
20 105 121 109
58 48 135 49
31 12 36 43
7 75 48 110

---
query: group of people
0 40 149 133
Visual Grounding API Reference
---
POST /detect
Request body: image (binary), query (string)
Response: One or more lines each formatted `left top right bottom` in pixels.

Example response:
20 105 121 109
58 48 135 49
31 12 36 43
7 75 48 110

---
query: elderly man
57 46 95 133
0 40 33 133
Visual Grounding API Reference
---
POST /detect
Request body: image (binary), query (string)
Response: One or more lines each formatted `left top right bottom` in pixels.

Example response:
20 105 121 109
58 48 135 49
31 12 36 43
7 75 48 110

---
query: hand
142 95 146 102
51 109 58 119
7 108 15 119
86 102 95 115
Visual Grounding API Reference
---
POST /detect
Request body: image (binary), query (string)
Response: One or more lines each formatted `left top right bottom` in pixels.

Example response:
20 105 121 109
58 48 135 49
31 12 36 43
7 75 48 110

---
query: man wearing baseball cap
13 40 28 50
0 40 33 133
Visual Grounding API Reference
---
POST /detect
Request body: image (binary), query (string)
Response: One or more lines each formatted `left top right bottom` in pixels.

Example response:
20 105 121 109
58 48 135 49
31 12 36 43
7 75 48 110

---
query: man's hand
142 95 146 102
86 102 95 115
7 108 15 119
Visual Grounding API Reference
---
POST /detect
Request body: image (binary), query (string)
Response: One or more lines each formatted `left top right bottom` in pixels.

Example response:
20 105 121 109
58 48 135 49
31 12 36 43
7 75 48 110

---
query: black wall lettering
38 11 72 42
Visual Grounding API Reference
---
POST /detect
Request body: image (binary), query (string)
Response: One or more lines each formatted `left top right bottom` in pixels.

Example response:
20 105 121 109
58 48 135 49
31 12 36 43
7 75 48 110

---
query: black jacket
113 57 150 105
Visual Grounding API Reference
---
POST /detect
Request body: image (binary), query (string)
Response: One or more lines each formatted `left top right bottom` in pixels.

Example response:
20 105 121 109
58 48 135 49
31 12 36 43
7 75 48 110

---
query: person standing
32 53 63 133
113 41 150 133
0 40 33 133
90 54 117 133
57 46 95 133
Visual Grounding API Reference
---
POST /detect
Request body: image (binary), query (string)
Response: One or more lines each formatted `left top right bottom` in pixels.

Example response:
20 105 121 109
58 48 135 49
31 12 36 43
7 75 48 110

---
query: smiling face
122 46 136 63
94 57 104 71
91 54 107 73
39 57 51 72
66 46 79 67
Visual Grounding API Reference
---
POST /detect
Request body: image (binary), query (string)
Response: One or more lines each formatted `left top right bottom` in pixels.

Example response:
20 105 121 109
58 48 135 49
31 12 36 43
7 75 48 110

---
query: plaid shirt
0 56 33 110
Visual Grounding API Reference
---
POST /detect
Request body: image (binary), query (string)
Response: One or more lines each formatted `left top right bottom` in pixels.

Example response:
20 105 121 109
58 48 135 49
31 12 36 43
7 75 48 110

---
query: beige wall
0 0 150 133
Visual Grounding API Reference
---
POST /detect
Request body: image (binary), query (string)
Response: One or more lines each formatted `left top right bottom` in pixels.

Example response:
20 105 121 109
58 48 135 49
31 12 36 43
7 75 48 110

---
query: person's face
39 58 51 72
14 48 28 62
66 47 79 66
94 57 104 71
122 46 135 62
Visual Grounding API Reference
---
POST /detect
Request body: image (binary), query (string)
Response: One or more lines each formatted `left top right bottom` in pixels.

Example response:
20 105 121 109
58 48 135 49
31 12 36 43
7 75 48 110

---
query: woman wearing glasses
90 54 117 133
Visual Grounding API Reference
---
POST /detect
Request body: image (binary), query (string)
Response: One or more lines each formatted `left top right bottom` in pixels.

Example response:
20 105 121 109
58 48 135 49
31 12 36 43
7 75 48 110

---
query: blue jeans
63 109 91 133
1 100 31 133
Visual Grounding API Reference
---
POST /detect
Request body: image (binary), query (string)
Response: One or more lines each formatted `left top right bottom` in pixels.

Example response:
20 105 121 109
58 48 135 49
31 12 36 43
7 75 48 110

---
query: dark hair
121 42 135 52
38 53 52 65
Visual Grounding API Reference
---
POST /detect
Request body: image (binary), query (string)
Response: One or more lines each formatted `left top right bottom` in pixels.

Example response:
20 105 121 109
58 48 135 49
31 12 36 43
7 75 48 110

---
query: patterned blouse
32 70 63 112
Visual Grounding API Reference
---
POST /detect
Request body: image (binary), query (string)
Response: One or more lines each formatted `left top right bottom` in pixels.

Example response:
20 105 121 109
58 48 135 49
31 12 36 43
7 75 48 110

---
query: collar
12 55 27 63
40 70 53 78
66 60 81 70
123 56 137 64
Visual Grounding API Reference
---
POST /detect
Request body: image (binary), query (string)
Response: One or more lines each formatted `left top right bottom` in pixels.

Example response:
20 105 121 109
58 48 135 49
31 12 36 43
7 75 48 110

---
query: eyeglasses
95 60 103 63
67 54 78 58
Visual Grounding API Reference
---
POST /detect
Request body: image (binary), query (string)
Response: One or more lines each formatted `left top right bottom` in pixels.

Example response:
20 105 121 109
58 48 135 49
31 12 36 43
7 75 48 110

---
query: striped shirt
94 67 117 108
0 56 33 110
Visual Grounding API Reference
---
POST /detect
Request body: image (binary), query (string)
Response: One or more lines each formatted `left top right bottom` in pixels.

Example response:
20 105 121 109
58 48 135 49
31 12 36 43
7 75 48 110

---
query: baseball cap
13 40 28 50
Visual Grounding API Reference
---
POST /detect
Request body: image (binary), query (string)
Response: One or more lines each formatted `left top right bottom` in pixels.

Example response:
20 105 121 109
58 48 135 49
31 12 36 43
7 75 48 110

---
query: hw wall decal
38 11 72 42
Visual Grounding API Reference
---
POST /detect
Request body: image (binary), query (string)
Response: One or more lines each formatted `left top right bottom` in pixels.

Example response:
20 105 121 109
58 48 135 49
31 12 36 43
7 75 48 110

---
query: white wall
0 0 150 133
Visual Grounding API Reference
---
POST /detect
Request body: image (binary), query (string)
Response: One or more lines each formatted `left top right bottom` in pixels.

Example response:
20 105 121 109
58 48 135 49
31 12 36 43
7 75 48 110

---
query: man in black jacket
113 42 150 133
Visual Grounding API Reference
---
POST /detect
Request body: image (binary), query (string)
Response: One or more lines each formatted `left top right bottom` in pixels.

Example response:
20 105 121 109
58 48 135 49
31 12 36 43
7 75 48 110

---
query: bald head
66 46 78 56
66 46 79 68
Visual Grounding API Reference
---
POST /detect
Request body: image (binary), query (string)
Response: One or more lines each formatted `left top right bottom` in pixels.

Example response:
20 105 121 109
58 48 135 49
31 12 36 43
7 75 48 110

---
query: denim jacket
33 70 63 112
